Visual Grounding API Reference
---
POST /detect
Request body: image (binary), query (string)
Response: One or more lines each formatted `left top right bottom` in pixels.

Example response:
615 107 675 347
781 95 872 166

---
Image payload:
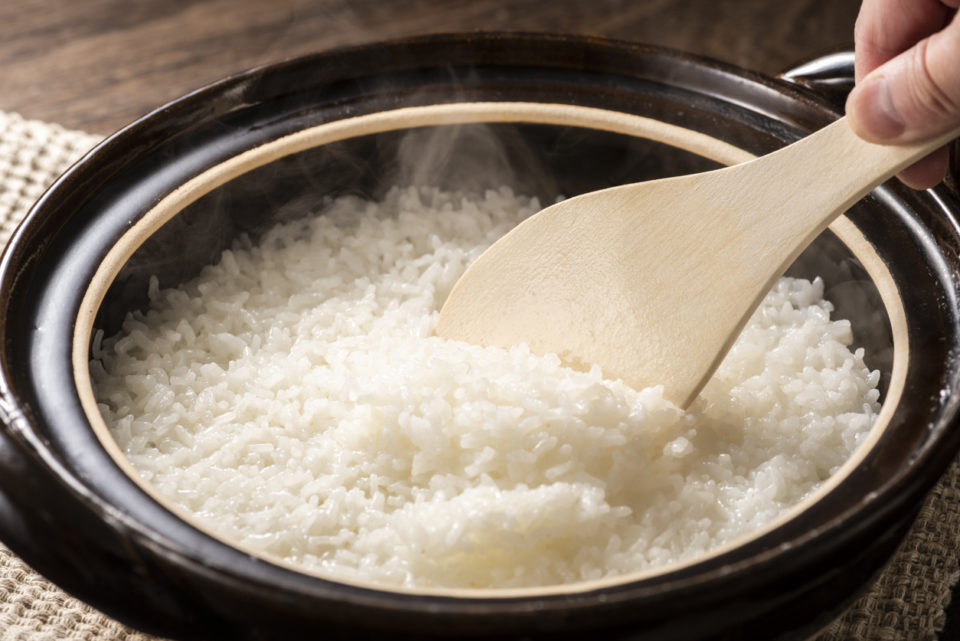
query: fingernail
856 75 906 139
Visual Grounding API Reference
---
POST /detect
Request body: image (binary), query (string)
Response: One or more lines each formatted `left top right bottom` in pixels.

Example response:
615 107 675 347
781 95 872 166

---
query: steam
391 121 560 202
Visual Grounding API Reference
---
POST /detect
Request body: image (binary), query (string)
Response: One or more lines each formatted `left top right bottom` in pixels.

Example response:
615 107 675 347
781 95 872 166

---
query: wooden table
3 1 959 639
0 0 861 135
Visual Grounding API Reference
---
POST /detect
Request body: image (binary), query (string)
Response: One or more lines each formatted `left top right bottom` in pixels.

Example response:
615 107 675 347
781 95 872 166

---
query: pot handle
779 51 855 111
0 402 136 622
0 397 212 637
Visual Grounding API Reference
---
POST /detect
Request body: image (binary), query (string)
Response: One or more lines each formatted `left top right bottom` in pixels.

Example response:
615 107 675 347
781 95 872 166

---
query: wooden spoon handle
746 117 960 251
714 117 960 301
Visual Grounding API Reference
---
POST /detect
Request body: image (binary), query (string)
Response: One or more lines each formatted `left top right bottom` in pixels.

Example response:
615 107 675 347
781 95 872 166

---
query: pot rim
72 99 910 598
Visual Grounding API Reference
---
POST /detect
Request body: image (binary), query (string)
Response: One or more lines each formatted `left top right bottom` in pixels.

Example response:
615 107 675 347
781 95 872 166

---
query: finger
847 11 960 143
853 0 953 81
895 146 950 189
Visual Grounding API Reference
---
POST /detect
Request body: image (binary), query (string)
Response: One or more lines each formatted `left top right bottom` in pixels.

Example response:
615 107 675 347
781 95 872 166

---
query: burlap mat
0 109 958 640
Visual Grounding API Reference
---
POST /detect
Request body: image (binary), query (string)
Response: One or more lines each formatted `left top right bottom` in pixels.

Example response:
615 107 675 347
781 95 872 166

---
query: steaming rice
91 185 880 589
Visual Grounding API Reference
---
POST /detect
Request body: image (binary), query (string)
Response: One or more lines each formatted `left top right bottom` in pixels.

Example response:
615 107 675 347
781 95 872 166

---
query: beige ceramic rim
72 101 907 598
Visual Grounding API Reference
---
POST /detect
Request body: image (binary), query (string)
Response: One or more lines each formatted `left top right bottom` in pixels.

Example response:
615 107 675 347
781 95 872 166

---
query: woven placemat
0 108 958 640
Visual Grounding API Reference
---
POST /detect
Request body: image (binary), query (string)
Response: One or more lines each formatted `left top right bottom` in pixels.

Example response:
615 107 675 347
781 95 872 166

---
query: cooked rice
91 185 880 589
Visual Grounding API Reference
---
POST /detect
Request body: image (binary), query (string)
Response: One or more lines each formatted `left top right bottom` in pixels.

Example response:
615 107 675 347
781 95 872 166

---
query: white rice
91 185 881 590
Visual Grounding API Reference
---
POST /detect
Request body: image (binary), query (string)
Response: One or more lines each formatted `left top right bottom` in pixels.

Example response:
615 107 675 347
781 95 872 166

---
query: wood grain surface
0 0 860 135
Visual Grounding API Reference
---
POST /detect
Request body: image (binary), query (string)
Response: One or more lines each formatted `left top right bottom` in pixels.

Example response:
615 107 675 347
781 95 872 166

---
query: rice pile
91 185 880 590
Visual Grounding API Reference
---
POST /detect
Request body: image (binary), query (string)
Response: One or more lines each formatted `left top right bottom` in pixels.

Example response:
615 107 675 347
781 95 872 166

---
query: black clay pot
1 34 959 641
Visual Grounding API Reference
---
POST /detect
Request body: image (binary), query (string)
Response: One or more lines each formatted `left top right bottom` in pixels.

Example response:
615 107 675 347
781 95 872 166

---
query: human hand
845 0 960 189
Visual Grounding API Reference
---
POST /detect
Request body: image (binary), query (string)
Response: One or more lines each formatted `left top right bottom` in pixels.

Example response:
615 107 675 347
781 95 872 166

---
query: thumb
846 14 960 144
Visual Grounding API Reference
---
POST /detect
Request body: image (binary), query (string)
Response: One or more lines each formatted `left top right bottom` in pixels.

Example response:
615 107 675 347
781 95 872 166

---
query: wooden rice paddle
435 116 960 408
